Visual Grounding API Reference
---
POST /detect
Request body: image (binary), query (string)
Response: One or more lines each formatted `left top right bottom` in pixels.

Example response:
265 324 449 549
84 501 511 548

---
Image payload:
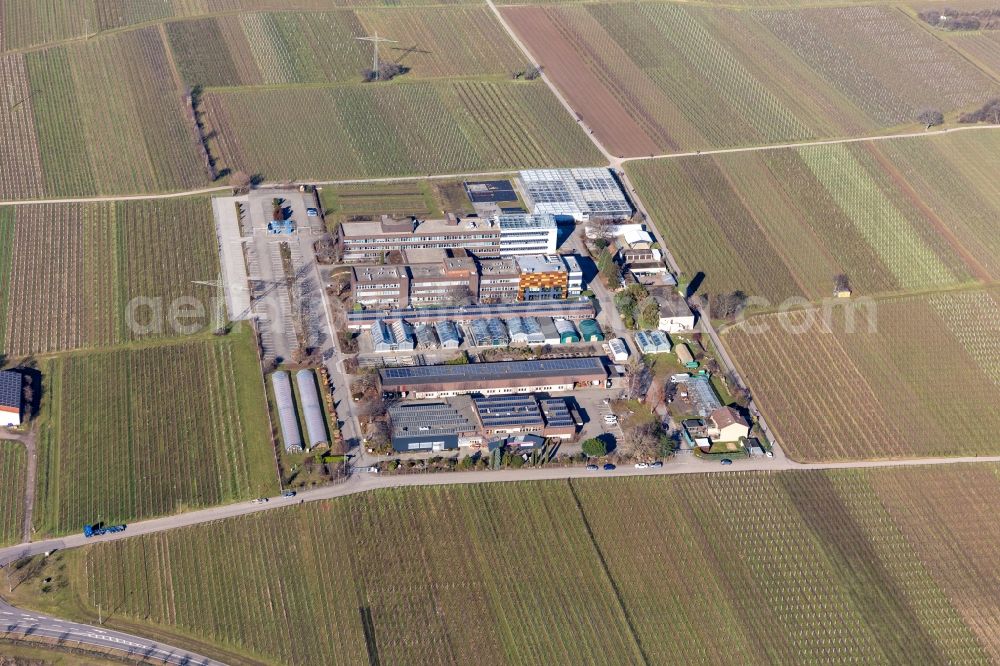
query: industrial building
271 371 303 452
296 370 328 449
388 398 481 452
378 357 607 398
518 168 633 221
538 317 562 345
0 371 22 427
538 398 577 439
473 394 545 435
339 213 557 262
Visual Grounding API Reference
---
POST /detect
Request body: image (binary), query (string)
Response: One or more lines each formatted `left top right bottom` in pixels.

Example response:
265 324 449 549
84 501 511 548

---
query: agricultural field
0 198 221 358
943 32 1000 80
0 441 26 546
14 468 1000 664
626 133 999 303
203 80 602 181
723 288 1000 461
23 27 207 196
0 54 44 199
32 326 276 536
166 8 523 87
501 4 999 155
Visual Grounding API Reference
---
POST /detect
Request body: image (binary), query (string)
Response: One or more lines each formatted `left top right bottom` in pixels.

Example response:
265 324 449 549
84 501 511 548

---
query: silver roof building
296 370 328 449
519 168 632 221
271 371 303 452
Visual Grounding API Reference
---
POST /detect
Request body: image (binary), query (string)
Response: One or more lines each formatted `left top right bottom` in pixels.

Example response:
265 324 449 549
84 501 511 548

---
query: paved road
0 598 222 665
9 452 1000 568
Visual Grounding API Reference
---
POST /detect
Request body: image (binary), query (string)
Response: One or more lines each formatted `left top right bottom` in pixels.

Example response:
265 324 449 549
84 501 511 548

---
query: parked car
586 464 599 471
603 463 616 471
604 414 618 423
281 490 296 498
765 450 774 458
720 458 733 466
650 461 664 469
634 462 649 469
306 207 319 216
368 466 380 473
251 497 269 504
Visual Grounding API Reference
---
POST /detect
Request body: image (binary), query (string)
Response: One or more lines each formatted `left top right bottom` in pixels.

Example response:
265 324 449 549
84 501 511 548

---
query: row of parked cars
586 461 664 472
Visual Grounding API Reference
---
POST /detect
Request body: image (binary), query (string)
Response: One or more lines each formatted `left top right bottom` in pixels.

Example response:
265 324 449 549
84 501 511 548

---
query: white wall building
0 371 21 427
497 213 558 255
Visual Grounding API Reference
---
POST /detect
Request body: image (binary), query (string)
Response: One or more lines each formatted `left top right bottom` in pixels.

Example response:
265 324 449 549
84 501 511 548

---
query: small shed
607 338 629 362
675 343 698 368
578 319 605 342
271 371 303 452
0 370 22 427
538 317 561 345
554 318 580 344
296 370 328 449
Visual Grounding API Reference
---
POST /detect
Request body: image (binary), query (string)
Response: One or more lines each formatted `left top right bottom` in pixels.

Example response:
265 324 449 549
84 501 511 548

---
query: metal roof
0 371 21 409
348 299 595 325
379 357 606 387
474 394 544 429
296 370 327 448
271 372 302 451
390 401 476 438
434 320 461 346
539 398 574 428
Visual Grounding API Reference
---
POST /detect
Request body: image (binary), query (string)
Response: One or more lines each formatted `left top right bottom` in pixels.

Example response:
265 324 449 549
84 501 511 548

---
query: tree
637 297 661 330
229 170 251 194
589 216 616 243
959 98 1000 124
917 109 944 129
624 422 662 461
708 291 748 320
581 438 607 458
623 357 653 401
597 249 621 288
834 273 852 295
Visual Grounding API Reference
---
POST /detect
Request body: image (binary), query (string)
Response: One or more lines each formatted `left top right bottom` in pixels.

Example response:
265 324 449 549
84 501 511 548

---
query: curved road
0 598 222 665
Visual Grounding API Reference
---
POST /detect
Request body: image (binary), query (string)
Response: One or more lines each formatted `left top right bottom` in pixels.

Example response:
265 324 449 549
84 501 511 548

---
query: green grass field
0 198 222 357
0 441 26 546
32 325 277 536
12 467 1000 664
627 132 999 303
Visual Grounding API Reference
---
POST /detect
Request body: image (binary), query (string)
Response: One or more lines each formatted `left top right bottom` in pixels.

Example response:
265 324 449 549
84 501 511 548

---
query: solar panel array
474 395 544 429
390 402 476 437
539 398 574 428
379 356 605 385
0 371 21 409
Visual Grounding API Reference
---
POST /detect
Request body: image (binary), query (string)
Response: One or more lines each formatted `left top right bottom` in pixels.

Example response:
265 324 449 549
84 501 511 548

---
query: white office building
497 213 558 256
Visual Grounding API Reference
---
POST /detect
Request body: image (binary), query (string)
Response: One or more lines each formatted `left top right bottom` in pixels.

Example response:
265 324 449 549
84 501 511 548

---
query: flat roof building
347 299 595 329
539 397 577 439
379 357 607 398
389 398 480 452
497 213 558 255
515 255 570 301
0 371 22 427
519 168 632 221
473 394 545 435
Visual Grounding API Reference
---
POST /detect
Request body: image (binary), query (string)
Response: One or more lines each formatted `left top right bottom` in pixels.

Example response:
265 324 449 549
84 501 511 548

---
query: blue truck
83 523 126 538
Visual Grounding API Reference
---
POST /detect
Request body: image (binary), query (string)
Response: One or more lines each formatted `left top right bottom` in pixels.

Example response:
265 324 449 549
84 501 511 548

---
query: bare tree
623 357 653 401
917 109 944 129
